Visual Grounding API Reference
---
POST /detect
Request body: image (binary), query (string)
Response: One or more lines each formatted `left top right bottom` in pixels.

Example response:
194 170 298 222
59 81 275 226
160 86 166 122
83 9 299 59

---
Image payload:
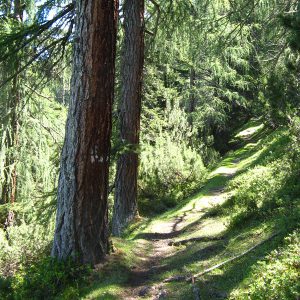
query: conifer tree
112 0 145 236
52 0 118 264
0 0 25 205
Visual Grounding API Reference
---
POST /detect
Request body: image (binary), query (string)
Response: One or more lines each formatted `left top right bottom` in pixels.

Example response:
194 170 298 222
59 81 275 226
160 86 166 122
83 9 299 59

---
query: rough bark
52 0 118 264
112 0 145 236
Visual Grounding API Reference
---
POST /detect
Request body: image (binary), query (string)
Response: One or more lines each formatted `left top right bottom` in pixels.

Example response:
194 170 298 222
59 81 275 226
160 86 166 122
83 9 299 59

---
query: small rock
138 286 151 297
157 289 168 299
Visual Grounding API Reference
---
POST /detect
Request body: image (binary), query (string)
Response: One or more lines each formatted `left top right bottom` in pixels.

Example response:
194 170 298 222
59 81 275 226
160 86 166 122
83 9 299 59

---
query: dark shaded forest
0 0 299 299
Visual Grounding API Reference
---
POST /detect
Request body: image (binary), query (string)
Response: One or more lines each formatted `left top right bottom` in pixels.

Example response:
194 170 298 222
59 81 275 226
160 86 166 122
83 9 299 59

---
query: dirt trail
123 165 239 299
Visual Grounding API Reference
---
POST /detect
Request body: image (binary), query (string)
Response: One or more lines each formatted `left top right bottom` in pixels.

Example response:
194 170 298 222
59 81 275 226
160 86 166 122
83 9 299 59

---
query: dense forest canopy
0 0 299 299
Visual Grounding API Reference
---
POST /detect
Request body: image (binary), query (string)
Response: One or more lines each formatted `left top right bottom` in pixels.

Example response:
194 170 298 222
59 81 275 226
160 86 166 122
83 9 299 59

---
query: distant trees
0 1 74 209
112 0 145 236
52 0 118 264
0 0 24 205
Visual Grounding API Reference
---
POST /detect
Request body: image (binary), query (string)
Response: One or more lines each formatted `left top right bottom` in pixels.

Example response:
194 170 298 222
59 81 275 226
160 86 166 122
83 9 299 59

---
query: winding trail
123 162 239 299
81 122 270 300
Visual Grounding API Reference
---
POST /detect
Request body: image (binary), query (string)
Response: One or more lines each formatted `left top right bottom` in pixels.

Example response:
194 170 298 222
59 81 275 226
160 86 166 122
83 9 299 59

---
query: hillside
1 1 300 299
76 119 299 300
1 121 299 300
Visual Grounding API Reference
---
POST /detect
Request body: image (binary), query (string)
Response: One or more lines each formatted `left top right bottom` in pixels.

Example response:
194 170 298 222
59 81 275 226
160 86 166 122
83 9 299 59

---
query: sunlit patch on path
120 147 246 299
82 121 268 300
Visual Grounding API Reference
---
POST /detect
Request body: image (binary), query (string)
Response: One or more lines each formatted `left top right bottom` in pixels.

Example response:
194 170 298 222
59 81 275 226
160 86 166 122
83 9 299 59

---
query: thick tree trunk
112 0 145 236
52 0 118 264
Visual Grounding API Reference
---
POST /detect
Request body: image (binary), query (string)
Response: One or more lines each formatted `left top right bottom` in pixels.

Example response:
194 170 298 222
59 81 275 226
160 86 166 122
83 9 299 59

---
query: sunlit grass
76 119 299 299
235 123 264 138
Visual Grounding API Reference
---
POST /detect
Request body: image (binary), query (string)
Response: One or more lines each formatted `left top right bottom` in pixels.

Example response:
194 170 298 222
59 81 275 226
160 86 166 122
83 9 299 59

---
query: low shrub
230 230 300 300
138 104 208 214
0 256 90 300
0 221 53 277
225 127 300 228
139 132 207 214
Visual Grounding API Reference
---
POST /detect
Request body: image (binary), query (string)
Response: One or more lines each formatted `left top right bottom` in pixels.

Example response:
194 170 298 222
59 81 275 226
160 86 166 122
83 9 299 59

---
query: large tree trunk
112 0 145 236
52 0 118 264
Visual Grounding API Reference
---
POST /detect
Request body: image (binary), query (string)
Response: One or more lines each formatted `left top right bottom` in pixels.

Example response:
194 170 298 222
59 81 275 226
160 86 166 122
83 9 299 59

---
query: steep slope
0 120 297 300
75 120 300 299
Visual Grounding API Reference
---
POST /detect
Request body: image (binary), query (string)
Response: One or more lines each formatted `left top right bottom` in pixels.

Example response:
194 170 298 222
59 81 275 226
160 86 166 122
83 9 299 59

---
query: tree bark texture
52 0 118 264
112 0 145 236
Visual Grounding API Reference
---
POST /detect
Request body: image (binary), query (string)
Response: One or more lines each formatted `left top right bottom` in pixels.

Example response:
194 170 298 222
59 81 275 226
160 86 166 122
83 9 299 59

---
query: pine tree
0 0 25 205
112 0 145 236
52 0 118 264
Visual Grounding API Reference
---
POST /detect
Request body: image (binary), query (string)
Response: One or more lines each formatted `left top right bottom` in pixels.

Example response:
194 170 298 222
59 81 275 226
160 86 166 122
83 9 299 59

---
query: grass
1 119 299 299
73 119 299 299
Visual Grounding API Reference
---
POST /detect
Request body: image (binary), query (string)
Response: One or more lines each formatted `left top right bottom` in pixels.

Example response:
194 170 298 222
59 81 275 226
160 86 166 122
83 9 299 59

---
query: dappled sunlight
101 120 300 299
149 220 176 234
82 284 122 300
173 218 227 242
211 166 237 176
6 119 296 300
1 0 299 296
235 123 264 139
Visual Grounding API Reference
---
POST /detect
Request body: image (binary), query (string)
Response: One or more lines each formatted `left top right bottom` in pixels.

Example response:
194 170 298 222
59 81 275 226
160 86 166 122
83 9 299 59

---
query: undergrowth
139 104 208 215
0 120 299 300
222 126 300 229
231 230 300 300
0 256 90 300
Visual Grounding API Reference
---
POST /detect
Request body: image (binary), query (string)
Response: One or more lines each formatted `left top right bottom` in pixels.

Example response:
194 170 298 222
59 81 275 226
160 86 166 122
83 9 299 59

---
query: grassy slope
79 119 299 300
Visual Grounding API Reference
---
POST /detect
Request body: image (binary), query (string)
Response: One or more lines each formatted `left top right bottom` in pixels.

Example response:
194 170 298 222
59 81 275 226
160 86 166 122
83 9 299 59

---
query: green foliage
261 53 300 126
227 160 290 225
0 256 90 300
139 105 207 214
224 126 300 228
231 230 300 300
0 219 54 277
1 0 300 298
17 97 66 205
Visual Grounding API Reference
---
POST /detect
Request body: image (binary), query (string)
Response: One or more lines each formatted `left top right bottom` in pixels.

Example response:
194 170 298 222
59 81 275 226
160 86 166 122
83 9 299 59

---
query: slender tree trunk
52 0 118 264
189 67 196 113
112 0 145 236
1 1 22 205
9 74 20 204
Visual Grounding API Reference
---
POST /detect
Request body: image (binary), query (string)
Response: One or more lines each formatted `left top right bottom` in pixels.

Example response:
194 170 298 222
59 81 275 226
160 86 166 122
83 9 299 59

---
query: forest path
123 157 240 299
120 122 267 299
81 120 274 300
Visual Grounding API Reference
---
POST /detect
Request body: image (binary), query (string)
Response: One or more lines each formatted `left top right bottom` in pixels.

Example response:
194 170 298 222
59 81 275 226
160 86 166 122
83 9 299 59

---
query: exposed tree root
164 232 280 283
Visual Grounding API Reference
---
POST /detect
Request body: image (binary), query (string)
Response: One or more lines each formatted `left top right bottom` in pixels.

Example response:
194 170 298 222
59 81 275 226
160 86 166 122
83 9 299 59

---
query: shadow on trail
133 210 214 241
